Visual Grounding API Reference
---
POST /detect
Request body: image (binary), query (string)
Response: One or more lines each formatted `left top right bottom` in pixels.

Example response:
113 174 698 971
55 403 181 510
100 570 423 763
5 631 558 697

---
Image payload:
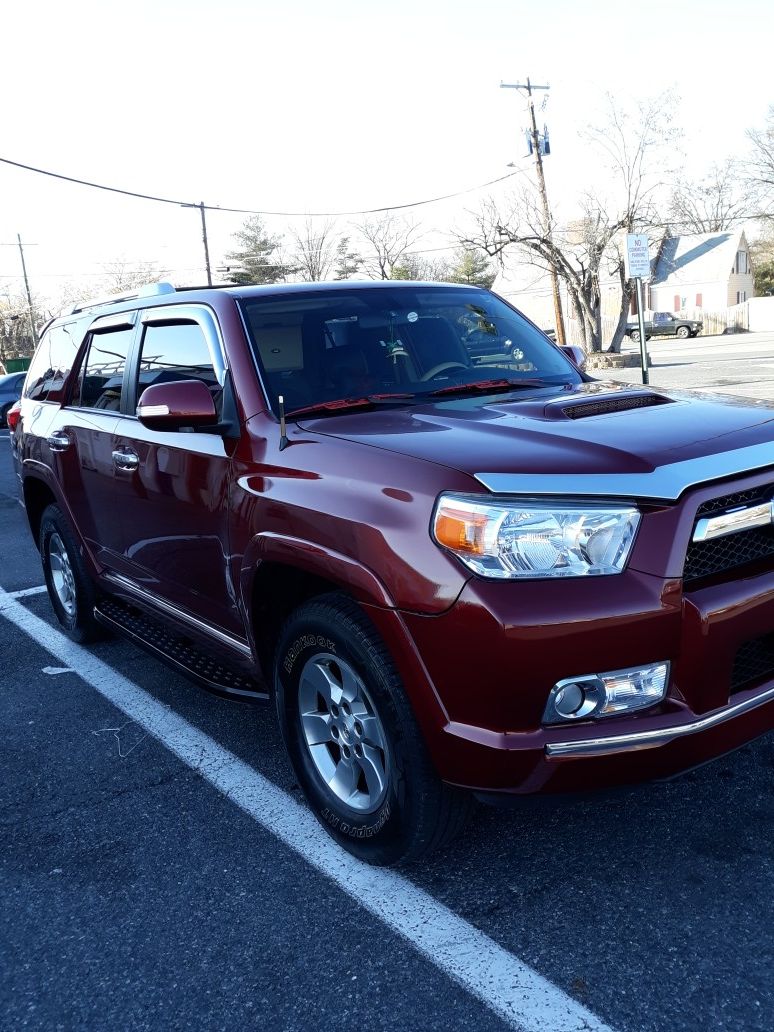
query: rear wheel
40 504 102 642
274 593 473 865
676 325 690 339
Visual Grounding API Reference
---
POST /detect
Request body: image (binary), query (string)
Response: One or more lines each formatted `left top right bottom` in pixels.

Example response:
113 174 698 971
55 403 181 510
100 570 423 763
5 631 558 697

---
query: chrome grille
684 485 774 584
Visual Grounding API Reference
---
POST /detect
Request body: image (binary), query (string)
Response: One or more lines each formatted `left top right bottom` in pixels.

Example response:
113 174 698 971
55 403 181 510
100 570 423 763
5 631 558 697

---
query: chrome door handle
112 449 140 471
47 432 71 452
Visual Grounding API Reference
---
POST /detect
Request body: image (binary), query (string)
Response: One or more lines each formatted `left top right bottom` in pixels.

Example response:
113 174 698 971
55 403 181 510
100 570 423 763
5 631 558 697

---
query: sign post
625 234 651 386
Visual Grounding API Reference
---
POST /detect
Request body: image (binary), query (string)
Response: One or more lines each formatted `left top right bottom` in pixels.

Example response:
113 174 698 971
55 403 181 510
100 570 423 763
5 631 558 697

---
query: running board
93 596 269 703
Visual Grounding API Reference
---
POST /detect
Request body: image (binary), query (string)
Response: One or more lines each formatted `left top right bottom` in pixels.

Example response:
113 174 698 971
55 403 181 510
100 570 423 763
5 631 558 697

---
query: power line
0 154 528 217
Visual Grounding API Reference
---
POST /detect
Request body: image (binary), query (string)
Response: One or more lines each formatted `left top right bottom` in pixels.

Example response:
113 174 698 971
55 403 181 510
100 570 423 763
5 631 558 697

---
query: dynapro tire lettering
284 635 337 673
322 803 392 838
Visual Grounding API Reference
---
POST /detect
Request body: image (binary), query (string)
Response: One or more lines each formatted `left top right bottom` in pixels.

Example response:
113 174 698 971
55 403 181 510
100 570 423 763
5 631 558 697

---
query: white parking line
0 587 614 1032
7 584 47 598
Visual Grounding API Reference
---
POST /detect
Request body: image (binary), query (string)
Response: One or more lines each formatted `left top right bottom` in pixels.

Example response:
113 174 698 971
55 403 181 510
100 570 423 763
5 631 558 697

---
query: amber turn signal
433 505 491 555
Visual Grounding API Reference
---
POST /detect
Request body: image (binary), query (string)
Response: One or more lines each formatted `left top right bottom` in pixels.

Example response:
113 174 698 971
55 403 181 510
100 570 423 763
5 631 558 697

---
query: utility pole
500 78 567 345
181 201 212 285
17 234 38 347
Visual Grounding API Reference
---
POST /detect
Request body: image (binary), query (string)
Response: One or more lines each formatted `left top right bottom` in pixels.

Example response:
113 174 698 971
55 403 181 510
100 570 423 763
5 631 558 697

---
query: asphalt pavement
2 338 774 1032
611 328 774 401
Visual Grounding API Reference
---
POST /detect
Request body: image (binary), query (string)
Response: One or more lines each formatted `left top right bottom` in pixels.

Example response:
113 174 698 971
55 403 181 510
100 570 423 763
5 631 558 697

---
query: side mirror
560 344 586 371
137 379 217 431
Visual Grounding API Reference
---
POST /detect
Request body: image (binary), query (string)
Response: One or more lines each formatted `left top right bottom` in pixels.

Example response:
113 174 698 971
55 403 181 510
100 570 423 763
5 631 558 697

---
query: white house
648 229 754 313
492 228 756 343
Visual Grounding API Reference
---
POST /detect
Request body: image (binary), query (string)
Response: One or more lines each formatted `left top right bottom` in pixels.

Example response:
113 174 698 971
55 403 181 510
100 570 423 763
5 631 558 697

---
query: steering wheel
420 361 468 382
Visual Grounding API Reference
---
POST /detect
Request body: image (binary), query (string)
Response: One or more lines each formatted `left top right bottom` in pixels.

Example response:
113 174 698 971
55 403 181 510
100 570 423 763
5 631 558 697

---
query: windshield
239 286 582 417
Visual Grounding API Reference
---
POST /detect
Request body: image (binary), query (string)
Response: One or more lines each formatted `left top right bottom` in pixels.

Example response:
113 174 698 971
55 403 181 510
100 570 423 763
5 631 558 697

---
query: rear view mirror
137 379 217 431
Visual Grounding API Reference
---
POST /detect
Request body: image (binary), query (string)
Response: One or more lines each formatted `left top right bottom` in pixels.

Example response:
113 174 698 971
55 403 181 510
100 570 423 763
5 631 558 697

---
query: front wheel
274 593 472 865
40 504 102 642
0 403 11 428
630 330 641 343
676 326 690 339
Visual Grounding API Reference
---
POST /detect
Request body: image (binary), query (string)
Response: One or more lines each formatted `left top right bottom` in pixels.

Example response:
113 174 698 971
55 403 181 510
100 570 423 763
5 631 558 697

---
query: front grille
731 634 774 694
695 486 770 518
684 485 774 584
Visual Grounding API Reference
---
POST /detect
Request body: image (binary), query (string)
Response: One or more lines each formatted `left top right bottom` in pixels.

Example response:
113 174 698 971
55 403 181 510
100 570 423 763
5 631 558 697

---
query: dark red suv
13 280 774 863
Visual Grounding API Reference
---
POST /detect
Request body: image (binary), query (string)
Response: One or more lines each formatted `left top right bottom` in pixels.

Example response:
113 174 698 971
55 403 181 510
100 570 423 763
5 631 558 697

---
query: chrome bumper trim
545 683 774 758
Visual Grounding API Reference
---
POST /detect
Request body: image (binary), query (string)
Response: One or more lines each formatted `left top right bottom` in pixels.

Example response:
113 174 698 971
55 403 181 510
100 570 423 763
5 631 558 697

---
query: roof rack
68 281 177 315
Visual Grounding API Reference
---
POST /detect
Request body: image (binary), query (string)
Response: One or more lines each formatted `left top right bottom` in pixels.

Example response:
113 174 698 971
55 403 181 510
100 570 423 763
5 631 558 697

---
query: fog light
543 662 669 724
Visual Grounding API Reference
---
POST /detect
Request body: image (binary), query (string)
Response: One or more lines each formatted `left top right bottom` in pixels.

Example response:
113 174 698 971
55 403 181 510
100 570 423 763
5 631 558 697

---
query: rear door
54 313 138 566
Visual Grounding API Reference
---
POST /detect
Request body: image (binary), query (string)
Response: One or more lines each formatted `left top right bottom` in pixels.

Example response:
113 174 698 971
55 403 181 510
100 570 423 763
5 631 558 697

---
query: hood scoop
555 392 672 420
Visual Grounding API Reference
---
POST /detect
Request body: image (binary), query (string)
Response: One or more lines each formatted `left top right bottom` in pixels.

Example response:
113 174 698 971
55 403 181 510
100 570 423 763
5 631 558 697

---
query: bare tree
0 291 40 361
101 260 171 294
747 105 774 211
354 213 422 279
668 160 760 232
461 91 680 353
390 253 451 281
290 219 339 282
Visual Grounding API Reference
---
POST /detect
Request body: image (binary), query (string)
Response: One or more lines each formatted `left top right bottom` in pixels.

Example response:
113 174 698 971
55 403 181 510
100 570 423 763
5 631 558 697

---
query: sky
1 0 772 314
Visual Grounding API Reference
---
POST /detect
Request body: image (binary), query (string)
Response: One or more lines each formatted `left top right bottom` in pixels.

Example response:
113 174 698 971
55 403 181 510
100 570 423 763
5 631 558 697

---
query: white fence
678 304 749 335
567 305 751 350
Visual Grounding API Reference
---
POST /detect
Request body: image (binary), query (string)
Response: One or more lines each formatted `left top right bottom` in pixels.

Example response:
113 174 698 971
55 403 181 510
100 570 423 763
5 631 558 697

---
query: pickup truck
12 280 774 864
626 312 703 343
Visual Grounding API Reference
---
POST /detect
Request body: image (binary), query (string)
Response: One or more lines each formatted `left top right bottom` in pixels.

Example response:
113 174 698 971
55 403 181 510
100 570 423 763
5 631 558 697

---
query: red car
13 280 774 864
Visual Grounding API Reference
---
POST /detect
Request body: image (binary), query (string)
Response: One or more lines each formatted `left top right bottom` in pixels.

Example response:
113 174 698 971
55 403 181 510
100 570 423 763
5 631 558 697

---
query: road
2 340 774 1032
611 329 774 401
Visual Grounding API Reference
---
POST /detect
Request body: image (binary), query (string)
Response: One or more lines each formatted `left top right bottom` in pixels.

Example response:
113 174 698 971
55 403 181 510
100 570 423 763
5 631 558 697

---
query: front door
109 307 243 637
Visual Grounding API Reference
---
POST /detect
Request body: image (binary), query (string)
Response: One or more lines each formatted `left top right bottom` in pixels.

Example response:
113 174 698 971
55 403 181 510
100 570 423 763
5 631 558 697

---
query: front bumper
401 565 774 794
546 681 774 758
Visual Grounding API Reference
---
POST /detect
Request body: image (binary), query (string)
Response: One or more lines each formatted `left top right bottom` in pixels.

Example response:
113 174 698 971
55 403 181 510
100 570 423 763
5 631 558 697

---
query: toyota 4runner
13 280 774 864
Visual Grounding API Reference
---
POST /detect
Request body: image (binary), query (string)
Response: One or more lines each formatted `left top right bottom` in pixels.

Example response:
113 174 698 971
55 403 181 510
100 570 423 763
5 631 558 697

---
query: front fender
239 531 396 610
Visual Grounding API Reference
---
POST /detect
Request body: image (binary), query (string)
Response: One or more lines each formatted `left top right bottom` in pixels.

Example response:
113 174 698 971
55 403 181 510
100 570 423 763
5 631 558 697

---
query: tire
676 326 690 339
274 593 473 865
0 403 10 428
39 504 102 642
630 330 641 344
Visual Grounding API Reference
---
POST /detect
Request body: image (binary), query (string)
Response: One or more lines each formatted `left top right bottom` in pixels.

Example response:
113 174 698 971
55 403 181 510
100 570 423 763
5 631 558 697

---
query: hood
298 382 774 495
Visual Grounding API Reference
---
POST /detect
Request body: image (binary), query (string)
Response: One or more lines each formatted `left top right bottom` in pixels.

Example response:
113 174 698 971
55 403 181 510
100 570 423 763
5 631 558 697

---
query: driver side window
136 321 222 416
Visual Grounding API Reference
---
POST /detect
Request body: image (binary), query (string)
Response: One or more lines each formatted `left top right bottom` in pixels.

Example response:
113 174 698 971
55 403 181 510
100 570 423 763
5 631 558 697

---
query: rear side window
24 320 86 402
71 327 135 411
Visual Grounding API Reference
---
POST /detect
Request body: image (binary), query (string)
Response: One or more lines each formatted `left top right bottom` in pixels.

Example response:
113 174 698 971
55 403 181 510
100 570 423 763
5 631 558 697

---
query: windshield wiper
285 392 416 419
428 378 558 398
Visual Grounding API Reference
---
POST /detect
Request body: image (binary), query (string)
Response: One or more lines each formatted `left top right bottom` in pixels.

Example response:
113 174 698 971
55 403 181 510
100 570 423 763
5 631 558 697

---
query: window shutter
674 294 681 312
695 293 702 308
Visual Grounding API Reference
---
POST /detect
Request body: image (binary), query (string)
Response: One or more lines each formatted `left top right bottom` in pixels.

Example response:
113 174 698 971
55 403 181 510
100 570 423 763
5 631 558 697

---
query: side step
94 597 269 703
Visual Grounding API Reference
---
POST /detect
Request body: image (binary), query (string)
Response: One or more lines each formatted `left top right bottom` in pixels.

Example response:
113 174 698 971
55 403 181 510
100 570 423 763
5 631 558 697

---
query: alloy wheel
48 532 77 617
297 652 389 812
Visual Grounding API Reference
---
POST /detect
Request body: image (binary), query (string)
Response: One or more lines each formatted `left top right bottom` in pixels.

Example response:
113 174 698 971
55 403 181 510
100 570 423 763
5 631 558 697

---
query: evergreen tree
446 248 496 288
224 216 292 285
333 237 363 280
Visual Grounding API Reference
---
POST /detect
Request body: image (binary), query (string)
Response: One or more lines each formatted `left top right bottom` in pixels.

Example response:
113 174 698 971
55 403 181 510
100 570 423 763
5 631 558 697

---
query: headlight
432 494 640 579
